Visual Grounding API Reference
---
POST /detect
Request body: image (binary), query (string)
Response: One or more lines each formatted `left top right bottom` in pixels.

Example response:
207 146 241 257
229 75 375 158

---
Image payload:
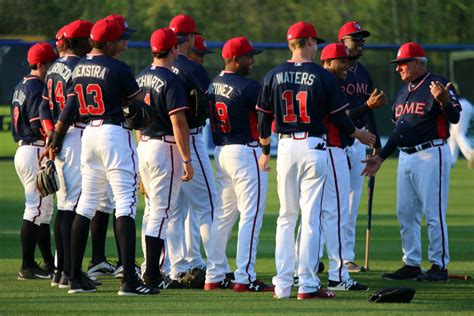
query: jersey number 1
76 84 105 115
282 90 310 123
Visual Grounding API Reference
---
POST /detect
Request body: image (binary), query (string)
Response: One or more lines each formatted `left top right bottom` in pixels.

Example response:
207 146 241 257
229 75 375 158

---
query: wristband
183 159 192 164
261 143 270 155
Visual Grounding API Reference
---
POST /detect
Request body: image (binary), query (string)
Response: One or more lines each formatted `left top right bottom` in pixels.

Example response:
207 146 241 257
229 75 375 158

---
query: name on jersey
394 102 426 119
341 83 369 95
72 65 108 80
47 63 73 82
208 83 234 99
136 75 165 93
12 90 26 105
275 71 315 86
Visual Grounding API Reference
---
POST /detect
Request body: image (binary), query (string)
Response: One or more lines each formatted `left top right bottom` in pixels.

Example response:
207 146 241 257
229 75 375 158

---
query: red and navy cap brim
347 30 371 38
192 48 213 55
246 48 263 56
121 31 133 40
389 57 416 64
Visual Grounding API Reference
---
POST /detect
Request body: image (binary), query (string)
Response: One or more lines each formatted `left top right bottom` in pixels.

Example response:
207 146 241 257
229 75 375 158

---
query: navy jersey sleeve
243 80 261 111
118 62 141 98
39 85 53 122
60 83 79 125
26 84 43 124
256 74 273 114
166 78 189 115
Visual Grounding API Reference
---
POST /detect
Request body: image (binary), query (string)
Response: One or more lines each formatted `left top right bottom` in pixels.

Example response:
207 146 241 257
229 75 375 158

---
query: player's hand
259 154 271 172
372 147 381 156
430 81 452 105
366 88 387 109
361 155 383 177
182 162 194 182
353 129 376 147
40 147 55 162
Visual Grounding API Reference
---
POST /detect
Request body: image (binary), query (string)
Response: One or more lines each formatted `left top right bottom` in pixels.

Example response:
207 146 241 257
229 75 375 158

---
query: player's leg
231 146 269 290
297 143 327 295
452 103 473 165
416 145 451 280
205 146 239 286
184 201 205 269
272 138 300 298
344 141 366 270
15 146 51 279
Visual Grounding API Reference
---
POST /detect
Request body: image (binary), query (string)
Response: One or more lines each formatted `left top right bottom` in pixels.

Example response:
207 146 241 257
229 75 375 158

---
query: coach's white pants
75 124 137 220
14 145 53 225
323 147 351 282
167 133 215 279
397 144 451 268
206 145 268 284
448 98 472 164
272 136 327 297
343 140 366 262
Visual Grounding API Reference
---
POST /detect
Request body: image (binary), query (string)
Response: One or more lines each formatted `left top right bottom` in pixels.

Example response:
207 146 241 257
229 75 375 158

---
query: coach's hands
259 154 271 172
430 81 452 106
366 89 387 109
182 162 194 182
352 128 376 147
361 155 383 177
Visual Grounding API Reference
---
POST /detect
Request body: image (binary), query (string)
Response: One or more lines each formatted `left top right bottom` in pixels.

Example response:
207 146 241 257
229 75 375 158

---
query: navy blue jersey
40 55 80 124
209 71 260 146
136 65 188 137
340 62 373 128
61 53 140 124
11 75 45 143
389 72 461 147
257 61 349 136
172 54 211 128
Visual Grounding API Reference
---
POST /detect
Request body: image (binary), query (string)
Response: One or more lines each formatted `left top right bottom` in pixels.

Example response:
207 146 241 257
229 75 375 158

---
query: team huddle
11 13 461 298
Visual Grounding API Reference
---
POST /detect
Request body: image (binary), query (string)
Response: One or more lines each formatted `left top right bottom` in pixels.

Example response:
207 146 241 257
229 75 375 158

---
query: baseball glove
35 160 59 197
178 267 206 289
369 287 416 303
123 101 152 130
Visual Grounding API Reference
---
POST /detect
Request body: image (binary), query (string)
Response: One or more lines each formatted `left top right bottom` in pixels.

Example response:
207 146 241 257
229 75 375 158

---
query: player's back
259 61 347 137
209 71 260 146
11 75 44 143
71 54 139 123
136 65 187 137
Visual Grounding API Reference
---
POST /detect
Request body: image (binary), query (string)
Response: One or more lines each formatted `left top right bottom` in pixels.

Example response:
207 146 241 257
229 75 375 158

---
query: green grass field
0 158 473 315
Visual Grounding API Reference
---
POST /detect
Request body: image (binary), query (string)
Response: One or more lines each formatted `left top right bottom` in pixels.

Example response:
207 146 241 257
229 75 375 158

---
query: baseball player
165 14 215 283
320 43 371 291
40 20 94 288
52 18 158 295
448 86 473 169
363 42 461 282
187 34 213 64
136 27 194 290
257 21 375 300
205 36 272 292
12 42 57 280
338 21 385 272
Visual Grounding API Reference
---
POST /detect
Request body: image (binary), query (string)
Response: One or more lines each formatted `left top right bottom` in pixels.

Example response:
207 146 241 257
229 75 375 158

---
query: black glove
123 101 152 130
35 160 60 197
369 287 416 303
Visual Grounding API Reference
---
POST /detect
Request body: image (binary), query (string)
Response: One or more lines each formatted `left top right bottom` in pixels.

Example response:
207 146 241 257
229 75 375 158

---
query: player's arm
347 88 386 120
361 132 397 177
26 86 45 139
256 79 273 172
170 111 193 181
52 88 77 155
39 85 55 140
365 109 382 154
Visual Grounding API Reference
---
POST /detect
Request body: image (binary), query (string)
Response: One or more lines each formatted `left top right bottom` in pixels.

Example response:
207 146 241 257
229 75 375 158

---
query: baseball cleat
114 263 142 279
417 264 448 282
118 279 160 296
68 273 97 294
345 261 365 273
17 263 52 280
233 280 274 292
51 271 62 286
297 289 336 300
382 265 422 280
327 278 369 291
87 259 116 278
58 272 70 289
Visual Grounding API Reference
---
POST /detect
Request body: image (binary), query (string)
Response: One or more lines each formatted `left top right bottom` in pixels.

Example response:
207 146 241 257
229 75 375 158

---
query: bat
364 176 375 272
448 274 472 281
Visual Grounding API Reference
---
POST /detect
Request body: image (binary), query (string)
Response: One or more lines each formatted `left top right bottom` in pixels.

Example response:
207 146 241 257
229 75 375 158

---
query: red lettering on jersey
13 107 19 133
215 101 231 133
76 83 106 116
394 102 427 119
282 90 310 123
55 81 66 110
415 102 425 115
144 93 151 106
356 83 368 95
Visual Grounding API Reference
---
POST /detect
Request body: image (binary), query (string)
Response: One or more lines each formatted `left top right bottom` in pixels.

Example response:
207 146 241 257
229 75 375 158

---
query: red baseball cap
287 21 325 44
55 25 68 47
64 20 93 39
389 42 426 63
169 14 197 34
90 19 131 43
320 43 349 61
27 42 57 65
222 36 262 59
105 14 136 33
338 21 371 41
192 34 213 55
150 28 178 53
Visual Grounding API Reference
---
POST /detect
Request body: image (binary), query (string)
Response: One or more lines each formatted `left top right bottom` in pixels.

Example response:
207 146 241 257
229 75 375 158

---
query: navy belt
399 139 446 154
